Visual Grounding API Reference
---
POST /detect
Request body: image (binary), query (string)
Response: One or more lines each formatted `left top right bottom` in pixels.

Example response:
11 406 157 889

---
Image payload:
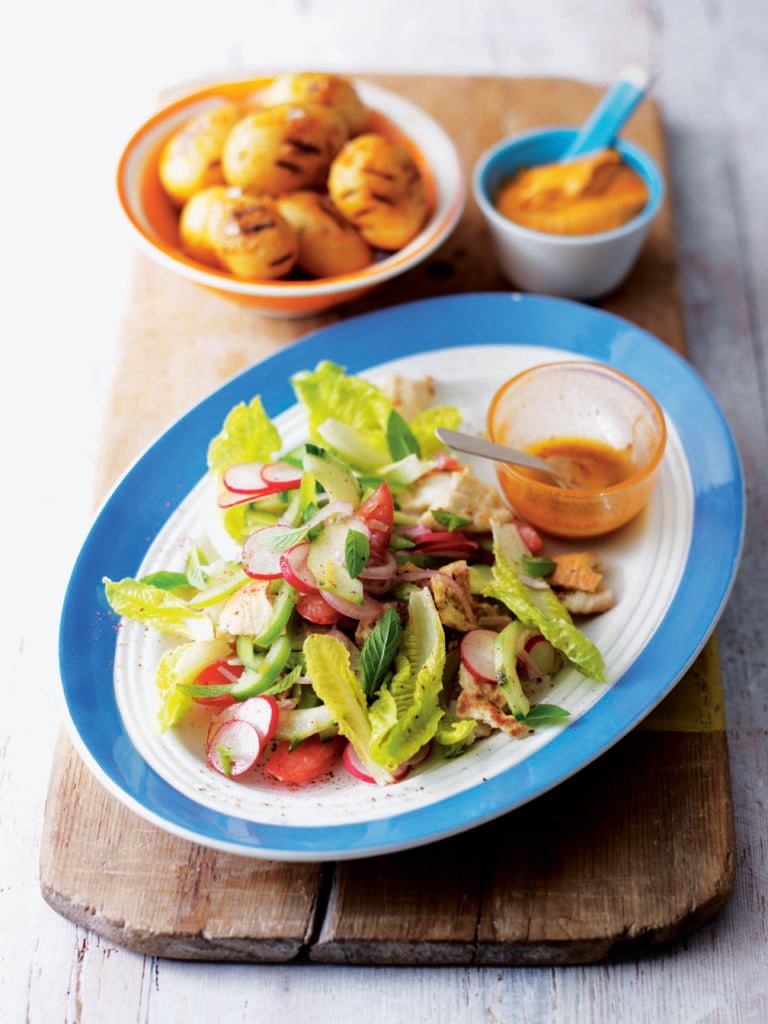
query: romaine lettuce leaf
155 638 233 730
303 633 394 785
410 404 462 458
206 395 281 479
368 587 446 772
291 361 394 465
482 522 606 682
103 577 215 641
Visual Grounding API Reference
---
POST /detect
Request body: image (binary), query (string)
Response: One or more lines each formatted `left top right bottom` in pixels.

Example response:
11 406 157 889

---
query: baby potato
158 102 243 206
221 102 348 195
209 193 298 279
260 72 369 135
327 133 428 250
275 190 373 277
178 184 238 267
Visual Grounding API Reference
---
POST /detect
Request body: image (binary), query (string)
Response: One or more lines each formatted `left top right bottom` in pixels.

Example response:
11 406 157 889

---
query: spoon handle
435 427 562 480
560 64 653 162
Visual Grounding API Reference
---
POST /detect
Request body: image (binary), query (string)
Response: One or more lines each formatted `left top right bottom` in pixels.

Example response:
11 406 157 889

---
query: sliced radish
207 694 280 749
342 742 414 784
279 542 319 595
223 462 269 493
321 589 384 622
459 629 498 682
234 694 280 736
207 719 264 777
242 526 287 579
519 634 559 680
342 742 376 783
218 488 265 509
260 461 303 488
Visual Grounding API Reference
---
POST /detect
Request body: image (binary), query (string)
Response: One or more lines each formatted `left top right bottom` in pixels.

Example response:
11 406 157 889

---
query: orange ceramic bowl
487 361 666 538
116 76 466 319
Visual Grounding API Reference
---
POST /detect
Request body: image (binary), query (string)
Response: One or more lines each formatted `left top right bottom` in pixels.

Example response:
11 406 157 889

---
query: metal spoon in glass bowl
434 427 570 488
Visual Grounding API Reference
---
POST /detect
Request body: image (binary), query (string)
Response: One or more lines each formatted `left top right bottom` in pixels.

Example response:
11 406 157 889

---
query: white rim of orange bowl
116 78 467 298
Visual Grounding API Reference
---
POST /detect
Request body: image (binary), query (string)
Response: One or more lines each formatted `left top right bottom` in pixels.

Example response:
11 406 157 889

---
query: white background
3 1 766 1021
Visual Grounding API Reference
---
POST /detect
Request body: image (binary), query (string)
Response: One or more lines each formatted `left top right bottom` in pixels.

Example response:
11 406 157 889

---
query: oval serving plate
59 293 744 861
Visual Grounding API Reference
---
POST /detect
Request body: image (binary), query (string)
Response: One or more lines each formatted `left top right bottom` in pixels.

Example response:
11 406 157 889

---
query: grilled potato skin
208 193 298 279
221 103 348 195
260 72 370 135
327 133 428 250
178 185 237 267
158 103 243 206
275 190 373 277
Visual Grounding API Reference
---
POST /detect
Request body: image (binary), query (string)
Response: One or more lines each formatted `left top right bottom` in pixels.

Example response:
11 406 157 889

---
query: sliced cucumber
303 445 362 505
307 520 364 604
494 621 531 718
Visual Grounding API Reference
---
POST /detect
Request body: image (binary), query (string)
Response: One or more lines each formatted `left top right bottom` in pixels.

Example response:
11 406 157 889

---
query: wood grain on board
39 75 734 965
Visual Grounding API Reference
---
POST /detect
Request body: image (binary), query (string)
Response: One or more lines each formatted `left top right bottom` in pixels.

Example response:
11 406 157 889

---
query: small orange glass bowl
486 361 666 538
116 76 465 319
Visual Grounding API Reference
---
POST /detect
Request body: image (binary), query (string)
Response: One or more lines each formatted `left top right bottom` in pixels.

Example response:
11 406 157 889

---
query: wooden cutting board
39 75 735 965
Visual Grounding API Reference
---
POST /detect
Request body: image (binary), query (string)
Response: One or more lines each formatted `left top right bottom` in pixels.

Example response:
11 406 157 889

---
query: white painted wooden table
4 1 766 1020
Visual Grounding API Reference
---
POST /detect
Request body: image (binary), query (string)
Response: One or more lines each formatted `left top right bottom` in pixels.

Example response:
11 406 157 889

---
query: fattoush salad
104 361 614 787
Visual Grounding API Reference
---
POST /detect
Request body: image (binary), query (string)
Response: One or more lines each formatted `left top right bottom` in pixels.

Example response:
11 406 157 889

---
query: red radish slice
242 526 287 579
260 461 302 488
223 462 268 493
321 590 384 622
342 742 414 784
207 719 264 777
280 542 319 595
519 635 559 679
342 742 376 783
233 694 280 738
459 629 498 682
218 488 264 509
207 694 280 748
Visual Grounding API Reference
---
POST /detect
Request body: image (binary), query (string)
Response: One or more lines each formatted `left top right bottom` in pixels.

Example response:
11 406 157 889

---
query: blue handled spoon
559 64 653 162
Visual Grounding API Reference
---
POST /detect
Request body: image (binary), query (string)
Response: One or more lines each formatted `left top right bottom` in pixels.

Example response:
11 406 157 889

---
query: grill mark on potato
363 167 396 183
370 192 395 207
286 138 323 155
231 204 275 235
269 251 296 268
275 159 305 175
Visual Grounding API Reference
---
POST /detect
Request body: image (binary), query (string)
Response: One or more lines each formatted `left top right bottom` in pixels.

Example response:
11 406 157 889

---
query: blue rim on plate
59 293 744 861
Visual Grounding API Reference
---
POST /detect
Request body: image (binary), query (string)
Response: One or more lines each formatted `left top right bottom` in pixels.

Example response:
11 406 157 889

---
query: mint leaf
519 703 570 728
360 607 402 698
139 571 190 591
345 528 370 579
432 508 472 531
522 555 557 578
386 409 421 460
